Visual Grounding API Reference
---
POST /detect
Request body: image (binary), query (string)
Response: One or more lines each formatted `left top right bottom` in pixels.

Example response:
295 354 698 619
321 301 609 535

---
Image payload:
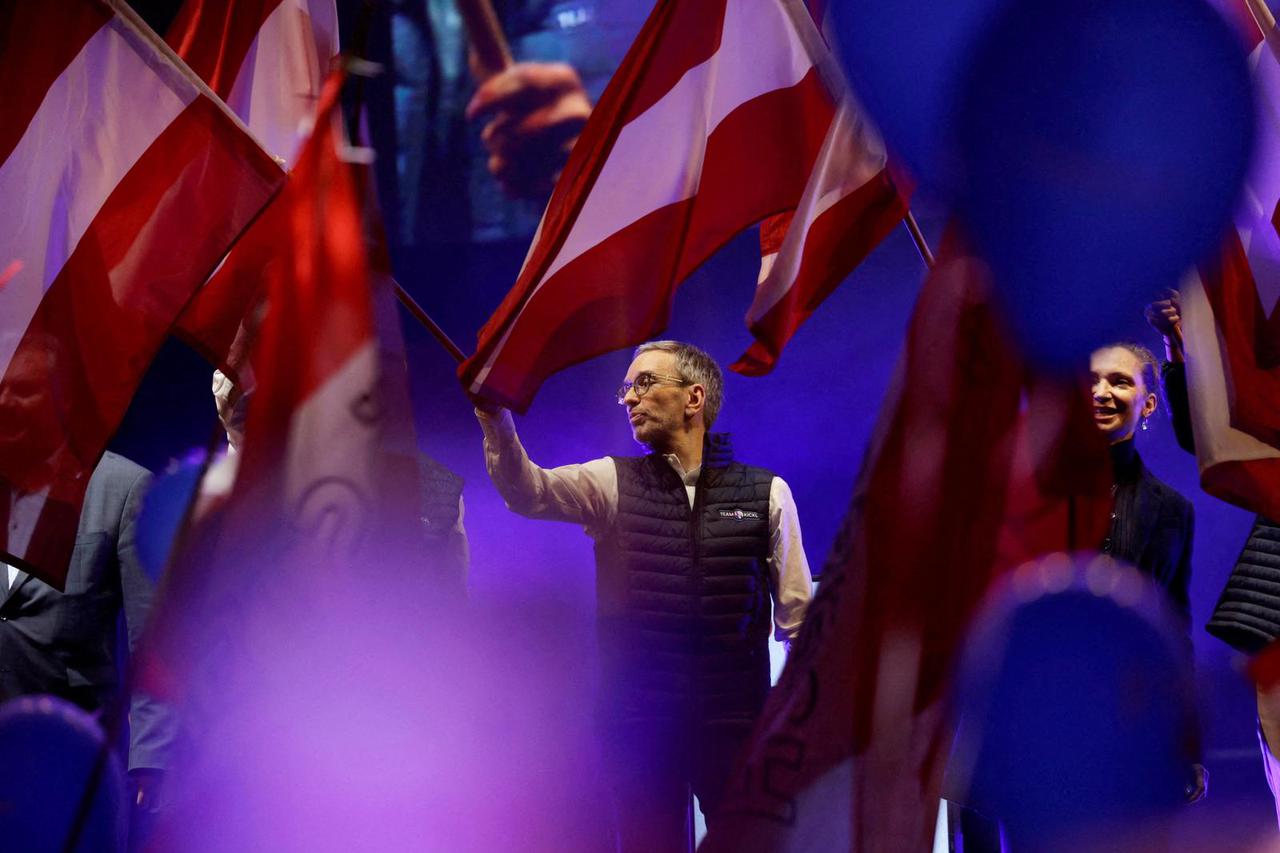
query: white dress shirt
5 488 43 590
477 408 813 640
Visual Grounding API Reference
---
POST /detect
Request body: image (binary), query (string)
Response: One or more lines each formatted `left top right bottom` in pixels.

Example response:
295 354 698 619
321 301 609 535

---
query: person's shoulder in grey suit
0 450 173 773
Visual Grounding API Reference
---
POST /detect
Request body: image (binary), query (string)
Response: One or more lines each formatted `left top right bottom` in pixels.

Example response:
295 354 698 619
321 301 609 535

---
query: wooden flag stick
1247 0 1277 38
903 209 936 270
1245 0 1280 66
455 0 514 81
394 280 468 364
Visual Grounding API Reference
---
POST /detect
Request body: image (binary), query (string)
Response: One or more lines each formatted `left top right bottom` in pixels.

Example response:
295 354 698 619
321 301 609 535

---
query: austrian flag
0 0 282 588
1179 5 1280 521
461 0 898 411
165 0 340 375
735 97 907 376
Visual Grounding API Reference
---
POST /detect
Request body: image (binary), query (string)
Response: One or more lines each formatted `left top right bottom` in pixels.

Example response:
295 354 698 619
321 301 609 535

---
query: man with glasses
475 340 813 853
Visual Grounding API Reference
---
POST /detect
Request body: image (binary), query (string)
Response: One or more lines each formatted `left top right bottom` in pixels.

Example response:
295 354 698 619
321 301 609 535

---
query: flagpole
455 0 515 80
1246 0 1280 62
903 209 936 270
394 281 468 364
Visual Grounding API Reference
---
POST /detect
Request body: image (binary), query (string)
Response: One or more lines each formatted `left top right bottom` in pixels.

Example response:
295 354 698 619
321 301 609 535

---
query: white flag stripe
1238 43 1280 314
758 252 779 285
224 0 338 166
0 17 195 377
540 0 815 284
1183 272 1280 465
746 97 888 321
284 341 379 552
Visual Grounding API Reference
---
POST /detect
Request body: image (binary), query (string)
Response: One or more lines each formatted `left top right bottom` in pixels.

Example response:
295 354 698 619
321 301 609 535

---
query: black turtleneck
1109 437 1141 485
1103 438 1144 560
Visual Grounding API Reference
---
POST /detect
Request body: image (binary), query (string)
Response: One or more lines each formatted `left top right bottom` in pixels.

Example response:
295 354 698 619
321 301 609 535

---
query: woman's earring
1141 417 1149 432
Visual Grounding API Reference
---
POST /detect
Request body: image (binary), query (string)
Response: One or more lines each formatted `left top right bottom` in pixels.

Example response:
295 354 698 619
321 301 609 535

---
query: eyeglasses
616 371 689 405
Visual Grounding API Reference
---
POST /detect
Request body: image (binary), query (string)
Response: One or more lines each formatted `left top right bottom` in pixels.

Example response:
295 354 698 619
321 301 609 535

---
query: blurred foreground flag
1181 1 1280 520
166 0 339 374
0 0 281 589
461 0 891 410
136 69 423 702
704 240 1110 852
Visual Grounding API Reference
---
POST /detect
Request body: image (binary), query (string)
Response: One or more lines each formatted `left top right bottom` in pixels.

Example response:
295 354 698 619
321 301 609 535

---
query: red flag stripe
0 0 111 167
733 170 906 375
0 95 279 515
1204 457 1280 520
620 0 728 126
165 0 285 100
759 212 794 258
466 70 833 402
1203 230 1280 445
171 193 289 371
1181 267 1280 518
271 107 372 407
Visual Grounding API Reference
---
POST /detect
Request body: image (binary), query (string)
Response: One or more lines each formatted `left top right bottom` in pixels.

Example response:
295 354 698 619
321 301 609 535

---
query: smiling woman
1088 341 1205 802
1089 343 1159 444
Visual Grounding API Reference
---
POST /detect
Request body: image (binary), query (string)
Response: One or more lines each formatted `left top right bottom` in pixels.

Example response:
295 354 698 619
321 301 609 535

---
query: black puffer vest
1207 516 1280 654
596 434 774 726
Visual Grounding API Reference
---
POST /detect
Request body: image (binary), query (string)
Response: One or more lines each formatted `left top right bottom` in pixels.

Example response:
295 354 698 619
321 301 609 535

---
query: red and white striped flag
136 69 422 701
166 0 337 166
1181 1 1280 520
166 0 339 374
704 240 1111 852
460 0 852 411
0 0 282 589
733 96 908 376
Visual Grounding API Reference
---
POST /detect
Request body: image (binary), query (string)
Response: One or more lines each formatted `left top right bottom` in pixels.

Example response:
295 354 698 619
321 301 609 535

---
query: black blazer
0 451 170 770
1106 440 1195 627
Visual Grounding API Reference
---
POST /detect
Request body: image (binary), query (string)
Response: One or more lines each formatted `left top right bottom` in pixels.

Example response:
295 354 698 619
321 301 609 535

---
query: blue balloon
948 557 1195 845
831 0 1003 189
955 0 1254 368
135 451 210 582
0 696 127 852
832 0 1255 370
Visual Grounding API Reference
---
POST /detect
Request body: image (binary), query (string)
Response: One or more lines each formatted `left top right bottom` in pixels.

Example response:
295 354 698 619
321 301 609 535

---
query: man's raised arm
475 406 616 529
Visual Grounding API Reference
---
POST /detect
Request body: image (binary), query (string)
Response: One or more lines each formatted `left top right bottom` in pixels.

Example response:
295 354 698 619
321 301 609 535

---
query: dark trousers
602 719 754 853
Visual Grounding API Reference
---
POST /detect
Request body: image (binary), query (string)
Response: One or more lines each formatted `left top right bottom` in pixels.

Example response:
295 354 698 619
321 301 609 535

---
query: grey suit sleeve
119 469 176 772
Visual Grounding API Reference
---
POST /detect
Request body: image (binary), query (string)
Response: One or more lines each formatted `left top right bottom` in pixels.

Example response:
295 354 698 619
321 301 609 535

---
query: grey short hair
634 340 724 426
